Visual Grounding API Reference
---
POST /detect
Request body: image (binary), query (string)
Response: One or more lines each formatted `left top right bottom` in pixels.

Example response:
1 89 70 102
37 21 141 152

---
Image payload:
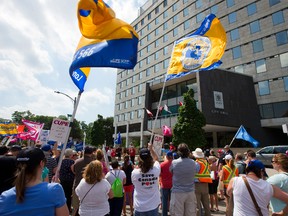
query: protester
105 160 126 216
131 143 160 216
129 143 136 164
96 149 109 175
0 145 17 194
121 154 134 216
227 161 288 216
76 160 113 216
8 145 22 157
223 145 234 158
217 149 225 200
169 143 197 215
59 148 75 212
0 147 69 216
193 148 212 216
245 150 268 179
235 153 246 175
208 156 219 212
107 147 112 162
267 153 288 213
41 144 57 182
159 151 173 216
71 146 94 216
221 154 238 213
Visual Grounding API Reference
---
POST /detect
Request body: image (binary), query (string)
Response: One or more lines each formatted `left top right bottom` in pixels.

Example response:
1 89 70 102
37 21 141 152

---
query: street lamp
54 90 76 108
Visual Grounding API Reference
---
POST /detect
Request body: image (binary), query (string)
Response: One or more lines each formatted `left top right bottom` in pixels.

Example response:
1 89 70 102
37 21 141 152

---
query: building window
164 59 170 68
235 65 244 73
147 44 152 52
172 2 178 11
138 84 142 92
255 59 267 73
276 31 288 46
138 96 142 105
131 87 135 95
139 60 143 68
130 111 134 120
139 50 143 57
211 5 218 14
147 23 152 31
125 100 129 109
155 6 159 14
148 13 151 20
163 46 168 55
155 39 160 48
230 29 239 41
154 63 160 72
163 34 168 42
250 20 260 34
252 39 264 53
196 13 203 23
137 109 142 118
141 19 144 26
228 12 237 24
269 0 280 7
173 27 178 36
146 56 151 64
163 11 168 19
196 0 202 9
126 78 130 86
272 11 284 26
260 104 274 119
280 52 288 67
183 8 189 17
232 46 242 59
259 81 270 96
183 0 188 3
155 17 159 25
247 3 257 16
184 20 190 30
147 34 151 41
226 0 234 8
163 0 168 7
132 75 136 83
173 14 178 24
155 51 159 60
284 77 288 91
146 68 151 76
139 72 143 80
134 24 138 31
163 22 168 30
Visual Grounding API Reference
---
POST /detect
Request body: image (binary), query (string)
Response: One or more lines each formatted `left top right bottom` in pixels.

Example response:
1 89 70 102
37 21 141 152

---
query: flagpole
228 125 242 147
53 91 82 182
149 76 167 144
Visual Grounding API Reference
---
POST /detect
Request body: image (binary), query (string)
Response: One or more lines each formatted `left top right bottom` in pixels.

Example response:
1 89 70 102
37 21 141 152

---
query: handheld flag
69 0 139 92
21 119 44 141
145 108 153 117
235 125 259 147
162 125 172 137
166 14 226 81
164 104 172 113
179 101 183 106
114 132 122 145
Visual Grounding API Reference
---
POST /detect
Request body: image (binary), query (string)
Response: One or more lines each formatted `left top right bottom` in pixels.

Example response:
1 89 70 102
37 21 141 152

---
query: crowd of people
0 142 288 216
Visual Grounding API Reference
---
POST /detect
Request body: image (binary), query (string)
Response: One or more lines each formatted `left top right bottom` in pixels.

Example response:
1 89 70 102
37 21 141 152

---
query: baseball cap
10 145 22 152
41 144 51 152
17 147 45 167
139 148 151 160
224 154 233 160
166 151 173 157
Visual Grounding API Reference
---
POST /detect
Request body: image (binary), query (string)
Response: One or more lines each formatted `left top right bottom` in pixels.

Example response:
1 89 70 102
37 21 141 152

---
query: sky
0 0 146 124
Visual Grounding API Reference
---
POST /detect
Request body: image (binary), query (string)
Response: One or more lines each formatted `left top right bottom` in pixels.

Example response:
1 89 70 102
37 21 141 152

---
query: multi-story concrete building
114 0 288 147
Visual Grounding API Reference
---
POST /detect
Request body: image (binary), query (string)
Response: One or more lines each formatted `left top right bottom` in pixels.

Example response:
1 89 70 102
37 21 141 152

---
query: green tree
11 111 35 123
90 115 114 147
172 89 207 150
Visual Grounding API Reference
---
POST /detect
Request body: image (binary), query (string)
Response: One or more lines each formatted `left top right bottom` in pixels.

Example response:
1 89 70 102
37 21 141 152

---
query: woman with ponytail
0 147 69 216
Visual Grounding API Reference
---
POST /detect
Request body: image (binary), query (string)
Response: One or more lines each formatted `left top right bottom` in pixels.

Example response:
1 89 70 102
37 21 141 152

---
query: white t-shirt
132 161 161 212
105 169 126 191
233 176 273 216
75 178 111 216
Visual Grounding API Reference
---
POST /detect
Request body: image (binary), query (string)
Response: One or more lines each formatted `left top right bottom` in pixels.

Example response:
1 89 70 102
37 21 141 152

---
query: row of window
231 31 288 59
118 84 143 99
259 76 288 96
115 109 143 122
259 100 288 119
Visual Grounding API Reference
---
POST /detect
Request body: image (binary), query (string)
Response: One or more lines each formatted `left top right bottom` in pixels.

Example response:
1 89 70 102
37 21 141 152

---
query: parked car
256 145 288 167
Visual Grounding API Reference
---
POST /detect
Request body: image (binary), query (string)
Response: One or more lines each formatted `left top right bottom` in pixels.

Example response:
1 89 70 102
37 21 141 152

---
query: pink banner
21 119 44 141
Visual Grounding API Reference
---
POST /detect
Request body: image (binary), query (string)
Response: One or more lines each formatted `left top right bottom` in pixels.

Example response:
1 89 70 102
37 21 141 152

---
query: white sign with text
48 118 70 143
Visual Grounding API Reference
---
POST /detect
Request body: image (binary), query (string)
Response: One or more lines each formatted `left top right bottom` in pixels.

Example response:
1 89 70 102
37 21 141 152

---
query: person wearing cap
8 145 22 157
41 144 57 183
227 160 288 216
131 143 160 216
71 146 94 216
220 154 238 213
169 143 198 216
245 149 268 180
0 147 69 216
159 151 173 216
193 148 212 216
223 145 234 158
0 145 17 194
59 148 75 213
105 160 126 216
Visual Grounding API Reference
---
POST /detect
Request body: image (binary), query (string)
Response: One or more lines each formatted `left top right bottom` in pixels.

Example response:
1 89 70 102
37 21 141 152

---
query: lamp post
54 90 76 108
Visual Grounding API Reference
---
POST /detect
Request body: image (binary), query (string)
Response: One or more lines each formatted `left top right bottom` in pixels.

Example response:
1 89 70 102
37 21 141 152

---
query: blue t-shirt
0 182 66 216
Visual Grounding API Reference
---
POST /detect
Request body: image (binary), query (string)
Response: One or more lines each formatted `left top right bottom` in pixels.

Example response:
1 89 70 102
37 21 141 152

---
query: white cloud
0 0 146 123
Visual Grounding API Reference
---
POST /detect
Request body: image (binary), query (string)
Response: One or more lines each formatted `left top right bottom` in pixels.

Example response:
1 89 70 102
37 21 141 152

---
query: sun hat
192 148 205 158
139 148 151 160
224 154 233 160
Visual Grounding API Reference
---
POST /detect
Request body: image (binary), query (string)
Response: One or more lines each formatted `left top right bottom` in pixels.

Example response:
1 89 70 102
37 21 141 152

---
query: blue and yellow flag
70 0 139 92
166 14 226 81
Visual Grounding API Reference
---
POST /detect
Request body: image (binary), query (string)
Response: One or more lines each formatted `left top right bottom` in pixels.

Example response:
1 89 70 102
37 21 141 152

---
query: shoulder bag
75 182 97 216
242 176 263 216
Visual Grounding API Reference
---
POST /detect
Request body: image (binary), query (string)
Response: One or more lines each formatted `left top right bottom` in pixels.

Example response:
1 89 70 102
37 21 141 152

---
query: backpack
111 171 123 198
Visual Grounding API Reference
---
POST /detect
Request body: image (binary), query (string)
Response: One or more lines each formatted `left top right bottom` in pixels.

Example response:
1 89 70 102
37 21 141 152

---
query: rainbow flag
70 0 139 92
166 14 226 81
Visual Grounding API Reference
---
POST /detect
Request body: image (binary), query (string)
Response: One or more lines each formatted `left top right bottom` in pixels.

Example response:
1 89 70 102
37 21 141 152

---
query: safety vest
222 165 238 188
195 158 213 183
